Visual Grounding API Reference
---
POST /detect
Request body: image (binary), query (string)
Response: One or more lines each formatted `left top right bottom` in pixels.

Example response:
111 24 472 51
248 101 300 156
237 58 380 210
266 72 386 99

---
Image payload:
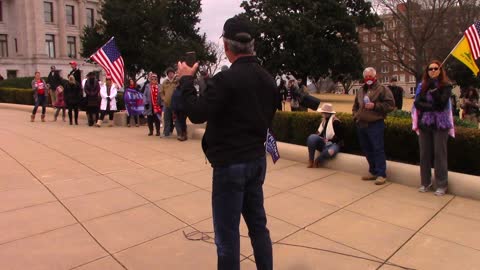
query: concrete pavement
1 108 480 270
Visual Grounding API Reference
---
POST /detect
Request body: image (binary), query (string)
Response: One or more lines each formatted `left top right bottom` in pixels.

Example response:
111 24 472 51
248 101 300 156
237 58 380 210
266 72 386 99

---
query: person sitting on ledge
306 103 343 168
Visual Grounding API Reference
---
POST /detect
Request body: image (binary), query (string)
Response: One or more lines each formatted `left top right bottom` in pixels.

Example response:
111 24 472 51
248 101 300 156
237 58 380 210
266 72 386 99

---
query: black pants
174 110 187 136
147 115 160 134
67 104 79 124
100 110 114 121
54 107 66 118
86 106 99 126
127 115 139 125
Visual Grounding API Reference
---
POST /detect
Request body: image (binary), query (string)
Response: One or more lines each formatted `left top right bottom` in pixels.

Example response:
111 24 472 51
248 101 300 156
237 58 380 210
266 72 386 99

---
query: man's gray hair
363 67 376 77
223 37 255 55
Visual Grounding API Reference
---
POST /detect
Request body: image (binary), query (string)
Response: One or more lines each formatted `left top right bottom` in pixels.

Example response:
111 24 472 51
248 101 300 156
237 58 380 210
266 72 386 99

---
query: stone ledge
190 126 480 201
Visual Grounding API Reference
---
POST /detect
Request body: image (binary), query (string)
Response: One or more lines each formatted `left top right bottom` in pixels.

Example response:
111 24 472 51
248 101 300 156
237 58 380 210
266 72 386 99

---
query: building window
14 38 17 53
399 74 405 82
67 36 76 58
371 46 376 52
409 75 416 82
44 1 53 23
0 1 3 22
381 65 389 73
86 8 94 27
371 34 376 42
362 35 368 42
0 34 7 57
7 70 17 79
393 64 398 71
45 34 55 58
66 5 74 25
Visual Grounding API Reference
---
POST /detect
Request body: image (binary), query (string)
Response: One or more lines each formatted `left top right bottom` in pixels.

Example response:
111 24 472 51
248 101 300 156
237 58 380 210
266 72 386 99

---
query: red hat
69 61 77 66
106 75 112 80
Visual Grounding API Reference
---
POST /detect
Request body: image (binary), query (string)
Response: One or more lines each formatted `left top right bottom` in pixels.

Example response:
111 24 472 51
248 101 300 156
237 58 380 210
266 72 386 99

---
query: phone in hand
185 51 196 67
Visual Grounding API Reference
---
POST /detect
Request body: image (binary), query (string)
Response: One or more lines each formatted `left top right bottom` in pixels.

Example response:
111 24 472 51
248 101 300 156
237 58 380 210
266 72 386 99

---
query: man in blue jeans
178 16 278 270
352 67 395 185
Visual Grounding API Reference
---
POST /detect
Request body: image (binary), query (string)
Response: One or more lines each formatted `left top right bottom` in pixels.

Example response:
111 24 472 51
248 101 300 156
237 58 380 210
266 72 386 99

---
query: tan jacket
352 82 395 125
161 78 178 107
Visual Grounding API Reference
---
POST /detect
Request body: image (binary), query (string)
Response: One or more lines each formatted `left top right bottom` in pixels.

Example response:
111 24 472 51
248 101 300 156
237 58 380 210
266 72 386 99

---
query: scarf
317 116 337 141
411 82 455 137
151 84 162 114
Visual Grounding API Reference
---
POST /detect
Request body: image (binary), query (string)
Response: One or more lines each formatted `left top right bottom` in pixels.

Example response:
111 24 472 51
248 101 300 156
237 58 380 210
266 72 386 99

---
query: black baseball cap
222 16 254 43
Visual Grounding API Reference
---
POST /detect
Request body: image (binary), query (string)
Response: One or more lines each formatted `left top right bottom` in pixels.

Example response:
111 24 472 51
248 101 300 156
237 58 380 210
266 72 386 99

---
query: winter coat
84 79 101 107
100 84 118 111
143 83 162 116
160 78 178 107
53 87 66 107
31 79 48 101
47 71 62 90
64 82 82 106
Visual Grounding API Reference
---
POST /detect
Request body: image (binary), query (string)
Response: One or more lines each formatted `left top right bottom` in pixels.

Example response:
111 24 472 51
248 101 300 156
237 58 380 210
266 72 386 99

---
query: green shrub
0 77 37 89
272 111 480 175
0 88 34 105
388 109 477 128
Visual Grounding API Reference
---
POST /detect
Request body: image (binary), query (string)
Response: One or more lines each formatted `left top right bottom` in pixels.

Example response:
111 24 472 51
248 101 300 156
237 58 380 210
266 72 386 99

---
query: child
53 85 66 122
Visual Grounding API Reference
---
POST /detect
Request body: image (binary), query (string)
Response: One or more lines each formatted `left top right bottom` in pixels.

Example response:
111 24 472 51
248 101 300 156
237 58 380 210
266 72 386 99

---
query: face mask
364 77 376 86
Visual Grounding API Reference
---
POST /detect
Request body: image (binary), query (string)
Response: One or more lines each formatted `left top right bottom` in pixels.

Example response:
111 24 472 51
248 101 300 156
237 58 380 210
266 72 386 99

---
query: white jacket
100 84 118 111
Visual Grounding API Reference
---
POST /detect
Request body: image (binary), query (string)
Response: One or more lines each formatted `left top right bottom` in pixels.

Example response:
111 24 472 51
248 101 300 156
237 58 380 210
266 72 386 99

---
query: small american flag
465 21 480 60
90 37 124 87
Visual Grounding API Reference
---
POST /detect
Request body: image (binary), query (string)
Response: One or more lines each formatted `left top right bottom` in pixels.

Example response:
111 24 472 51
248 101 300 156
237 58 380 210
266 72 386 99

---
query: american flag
465 21 480 60
90 37 124 87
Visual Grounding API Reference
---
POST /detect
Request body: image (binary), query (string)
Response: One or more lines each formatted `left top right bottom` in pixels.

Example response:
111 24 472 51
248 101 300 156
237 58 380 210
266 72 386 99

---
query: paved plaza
0 108 480 270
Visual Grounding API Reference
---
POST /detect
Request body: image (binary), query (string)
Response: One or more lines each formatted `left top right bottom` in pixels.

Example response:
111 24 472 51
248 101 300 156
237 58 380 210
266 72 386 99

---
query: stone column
58 0 67 58
78 0 86 31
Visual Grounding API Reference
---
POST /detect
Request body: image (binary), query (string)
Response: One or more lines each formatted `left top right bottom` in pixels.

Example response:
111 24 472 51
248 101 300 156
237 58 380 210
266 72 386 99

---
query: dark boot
147 119 154 136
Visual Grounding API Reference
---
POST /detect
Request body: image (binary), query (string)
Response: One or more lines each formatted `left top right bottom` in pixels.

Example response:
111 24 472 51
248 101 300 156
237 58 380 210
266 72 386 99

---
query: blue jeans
163 106 173 136
212 156 272 270
306 134 340 162
357 120 387 177
32 95 47 115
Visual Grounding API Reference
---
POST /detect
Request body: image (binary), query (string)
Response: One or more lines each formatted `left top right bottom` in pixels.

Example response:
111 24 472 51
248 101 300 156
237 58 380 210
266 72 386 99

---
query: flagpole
442 36 464 66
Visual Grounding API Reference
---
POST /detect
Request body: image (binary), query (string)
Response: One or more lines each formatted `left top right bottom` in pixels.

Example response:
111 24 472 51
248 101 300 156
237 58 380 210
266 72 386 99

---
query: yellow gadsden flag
452 36 480 75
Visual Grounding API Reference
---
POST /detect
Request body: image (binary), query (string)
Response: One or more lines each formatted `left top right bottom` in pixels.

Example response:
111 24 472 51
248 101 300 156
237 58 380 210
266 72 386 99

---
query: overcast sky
199 0 244 43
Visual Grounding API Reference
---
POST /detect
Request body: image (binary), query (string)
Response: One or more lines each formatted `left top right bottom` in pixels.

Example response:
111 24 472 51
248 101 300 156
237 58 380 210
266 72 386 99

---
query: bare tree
370 0 480 82
204 41 226 76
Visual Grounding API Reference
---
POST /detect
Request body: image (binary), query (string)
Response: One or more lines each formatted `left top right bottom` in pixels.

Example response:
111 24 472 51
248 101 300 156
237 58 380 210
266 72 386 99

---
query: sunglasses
428 67 439 71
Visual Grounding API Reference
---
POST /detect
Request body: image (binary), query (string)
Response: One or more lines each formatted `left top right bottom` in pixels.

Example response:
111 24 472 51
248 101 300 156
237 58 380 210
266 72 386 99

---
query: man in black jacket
47 66 62 106
178 16 277 270
388 77 404 110
68 61 81 86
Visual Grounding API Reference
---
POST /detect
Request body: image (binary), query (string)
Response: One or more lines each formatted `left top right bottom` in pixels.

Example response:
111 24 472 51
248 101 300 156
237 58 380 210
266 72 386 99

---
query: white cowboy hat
316 103 336 114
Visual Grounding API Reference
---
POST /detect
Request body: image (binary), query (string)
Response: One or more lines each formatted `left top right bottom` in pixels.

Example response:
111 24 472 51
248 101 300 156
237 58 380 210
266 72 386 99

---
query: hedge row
0 87 125 110
272 111 480 176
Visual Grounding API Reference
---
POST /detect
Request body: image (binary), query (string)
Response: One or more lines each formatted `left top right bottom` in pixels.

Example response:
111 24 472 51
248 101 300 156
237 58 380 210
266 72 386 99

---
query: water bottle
363 95 370 106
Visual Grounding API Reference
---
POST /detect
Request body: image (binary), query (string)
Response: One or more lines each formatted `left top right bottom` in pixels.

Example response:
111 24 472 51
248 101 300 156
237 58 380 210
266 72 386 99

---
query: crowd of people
24 14 479 270
30 61 196 141
306 62 458 197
